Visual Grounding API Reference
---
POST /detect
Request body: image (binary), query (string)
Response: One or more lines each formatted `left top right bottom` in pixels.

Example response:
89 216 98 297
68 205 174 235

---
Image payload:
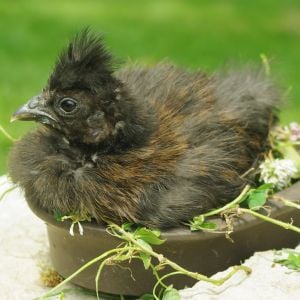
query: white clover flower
271 122 300 142
289 122 300 142
272 125 289 141
259 158 297 190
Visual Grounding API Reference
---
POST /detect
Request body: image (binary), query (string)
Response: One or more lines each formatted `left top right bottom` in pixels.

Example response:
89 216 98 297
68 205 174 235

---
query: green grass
1 0 300 174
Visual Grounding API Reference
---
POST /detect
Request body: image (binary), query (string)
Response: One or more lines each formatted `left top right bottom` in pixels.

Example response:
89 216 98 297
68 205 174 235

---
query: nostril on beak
27 95 41 109
10 94 52 123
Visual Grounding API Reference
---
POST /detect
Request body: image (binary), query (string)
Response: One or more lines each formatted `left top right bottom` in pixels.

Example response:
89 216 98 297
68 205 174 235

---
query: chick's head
12 29 125 146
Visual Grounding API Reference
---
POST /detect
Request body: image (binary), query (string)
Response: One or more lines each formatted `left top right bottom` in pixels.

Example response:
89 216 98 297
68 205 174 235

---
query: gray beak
11 95 58 127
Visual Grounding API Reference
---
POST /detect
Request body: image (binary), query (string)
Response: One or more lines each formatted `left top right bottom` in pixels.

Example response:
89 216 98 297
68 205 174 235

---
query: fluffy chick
9 30 280 228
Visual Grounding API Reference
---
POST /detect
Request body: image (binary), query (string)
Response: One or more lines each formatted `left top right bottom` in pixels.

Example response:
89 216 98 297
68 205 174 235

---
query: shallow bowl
29 182 300 296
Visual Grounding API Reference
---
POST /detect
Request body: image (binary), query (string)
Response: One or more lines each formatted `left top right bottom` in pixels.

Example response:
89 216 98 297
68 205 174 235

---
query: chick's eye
59 98 78 113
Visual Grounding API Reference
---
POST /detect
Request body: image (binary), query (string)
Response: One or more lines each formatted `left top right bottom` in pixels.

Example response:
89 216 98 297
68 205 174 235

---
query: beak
11 95 59 128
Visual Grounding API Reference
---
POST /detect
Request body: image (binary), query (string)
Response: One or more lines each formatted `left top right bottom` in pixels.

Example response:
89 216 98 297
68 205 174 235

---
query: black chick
9 30 280 228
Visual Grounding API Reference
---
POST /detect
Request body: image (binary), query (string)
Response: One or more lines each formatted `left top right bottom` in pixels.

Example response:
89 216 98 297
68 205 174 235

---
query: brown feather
8 31 281 228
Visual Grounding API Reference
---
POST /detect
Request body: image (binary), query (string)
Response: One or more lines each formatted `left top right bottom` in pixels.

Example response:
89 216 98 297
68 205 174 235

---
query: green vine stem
95 255 115 299
271 195 300 210
0 124 17 142
260 53 271 76
152 271 183 299
201 185 251 218
36 248 127 300
34 183 300 299
95 251 140 299
36 222 251 299
108 223 251 285
0 186 17 202
238 208 300 234
150 263 168 290
193 185 300 235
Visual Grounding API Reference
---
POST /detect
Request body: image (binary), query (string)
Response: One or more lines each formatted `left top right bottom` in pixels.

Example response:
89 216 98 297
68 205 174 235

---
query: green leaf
192 215 205 225
139 252 151 270
189 215 205 231
275 251 300 271
122 222 133 231
190 220 217 231
189 215 217 231
53 211 65 222
136 239 153 252
135 228 165 245
245 184 273 210
162 286 181 300
246 190 268 210
200 221 218 230
256 183 274 191
151 229 161 237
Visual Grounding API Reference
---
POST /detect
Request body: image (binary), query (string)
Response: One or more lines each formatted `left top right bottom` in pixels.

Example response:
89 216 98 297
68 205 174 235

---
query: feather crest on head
48 28 115 92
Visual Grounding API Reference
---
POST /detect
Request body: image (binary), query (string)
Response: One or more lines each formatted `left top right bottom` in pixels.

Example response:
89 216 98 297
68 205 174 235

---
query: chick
9 30 280 228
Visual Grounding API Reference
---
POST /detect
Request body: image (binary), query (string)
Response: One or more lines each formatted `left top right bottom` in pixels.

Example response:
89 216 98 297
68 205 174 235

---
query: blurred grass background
0 0 300 174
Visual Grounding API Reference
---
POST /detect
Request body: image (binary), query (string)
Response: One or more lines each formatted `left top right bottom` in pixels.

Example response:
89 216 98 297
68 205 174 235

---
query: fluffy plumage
9 30 280 228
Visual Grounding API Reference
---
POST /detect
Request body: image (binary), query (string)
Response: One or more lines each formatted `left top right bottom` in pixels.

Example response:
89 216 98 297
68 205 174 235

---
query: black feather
9 30 282 228
48 28 115 92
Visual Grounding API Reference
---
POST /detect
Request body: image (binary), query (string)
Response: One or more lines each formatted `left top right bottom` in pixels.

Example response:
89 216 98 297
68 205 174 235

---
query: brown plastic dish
28 182 300 296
